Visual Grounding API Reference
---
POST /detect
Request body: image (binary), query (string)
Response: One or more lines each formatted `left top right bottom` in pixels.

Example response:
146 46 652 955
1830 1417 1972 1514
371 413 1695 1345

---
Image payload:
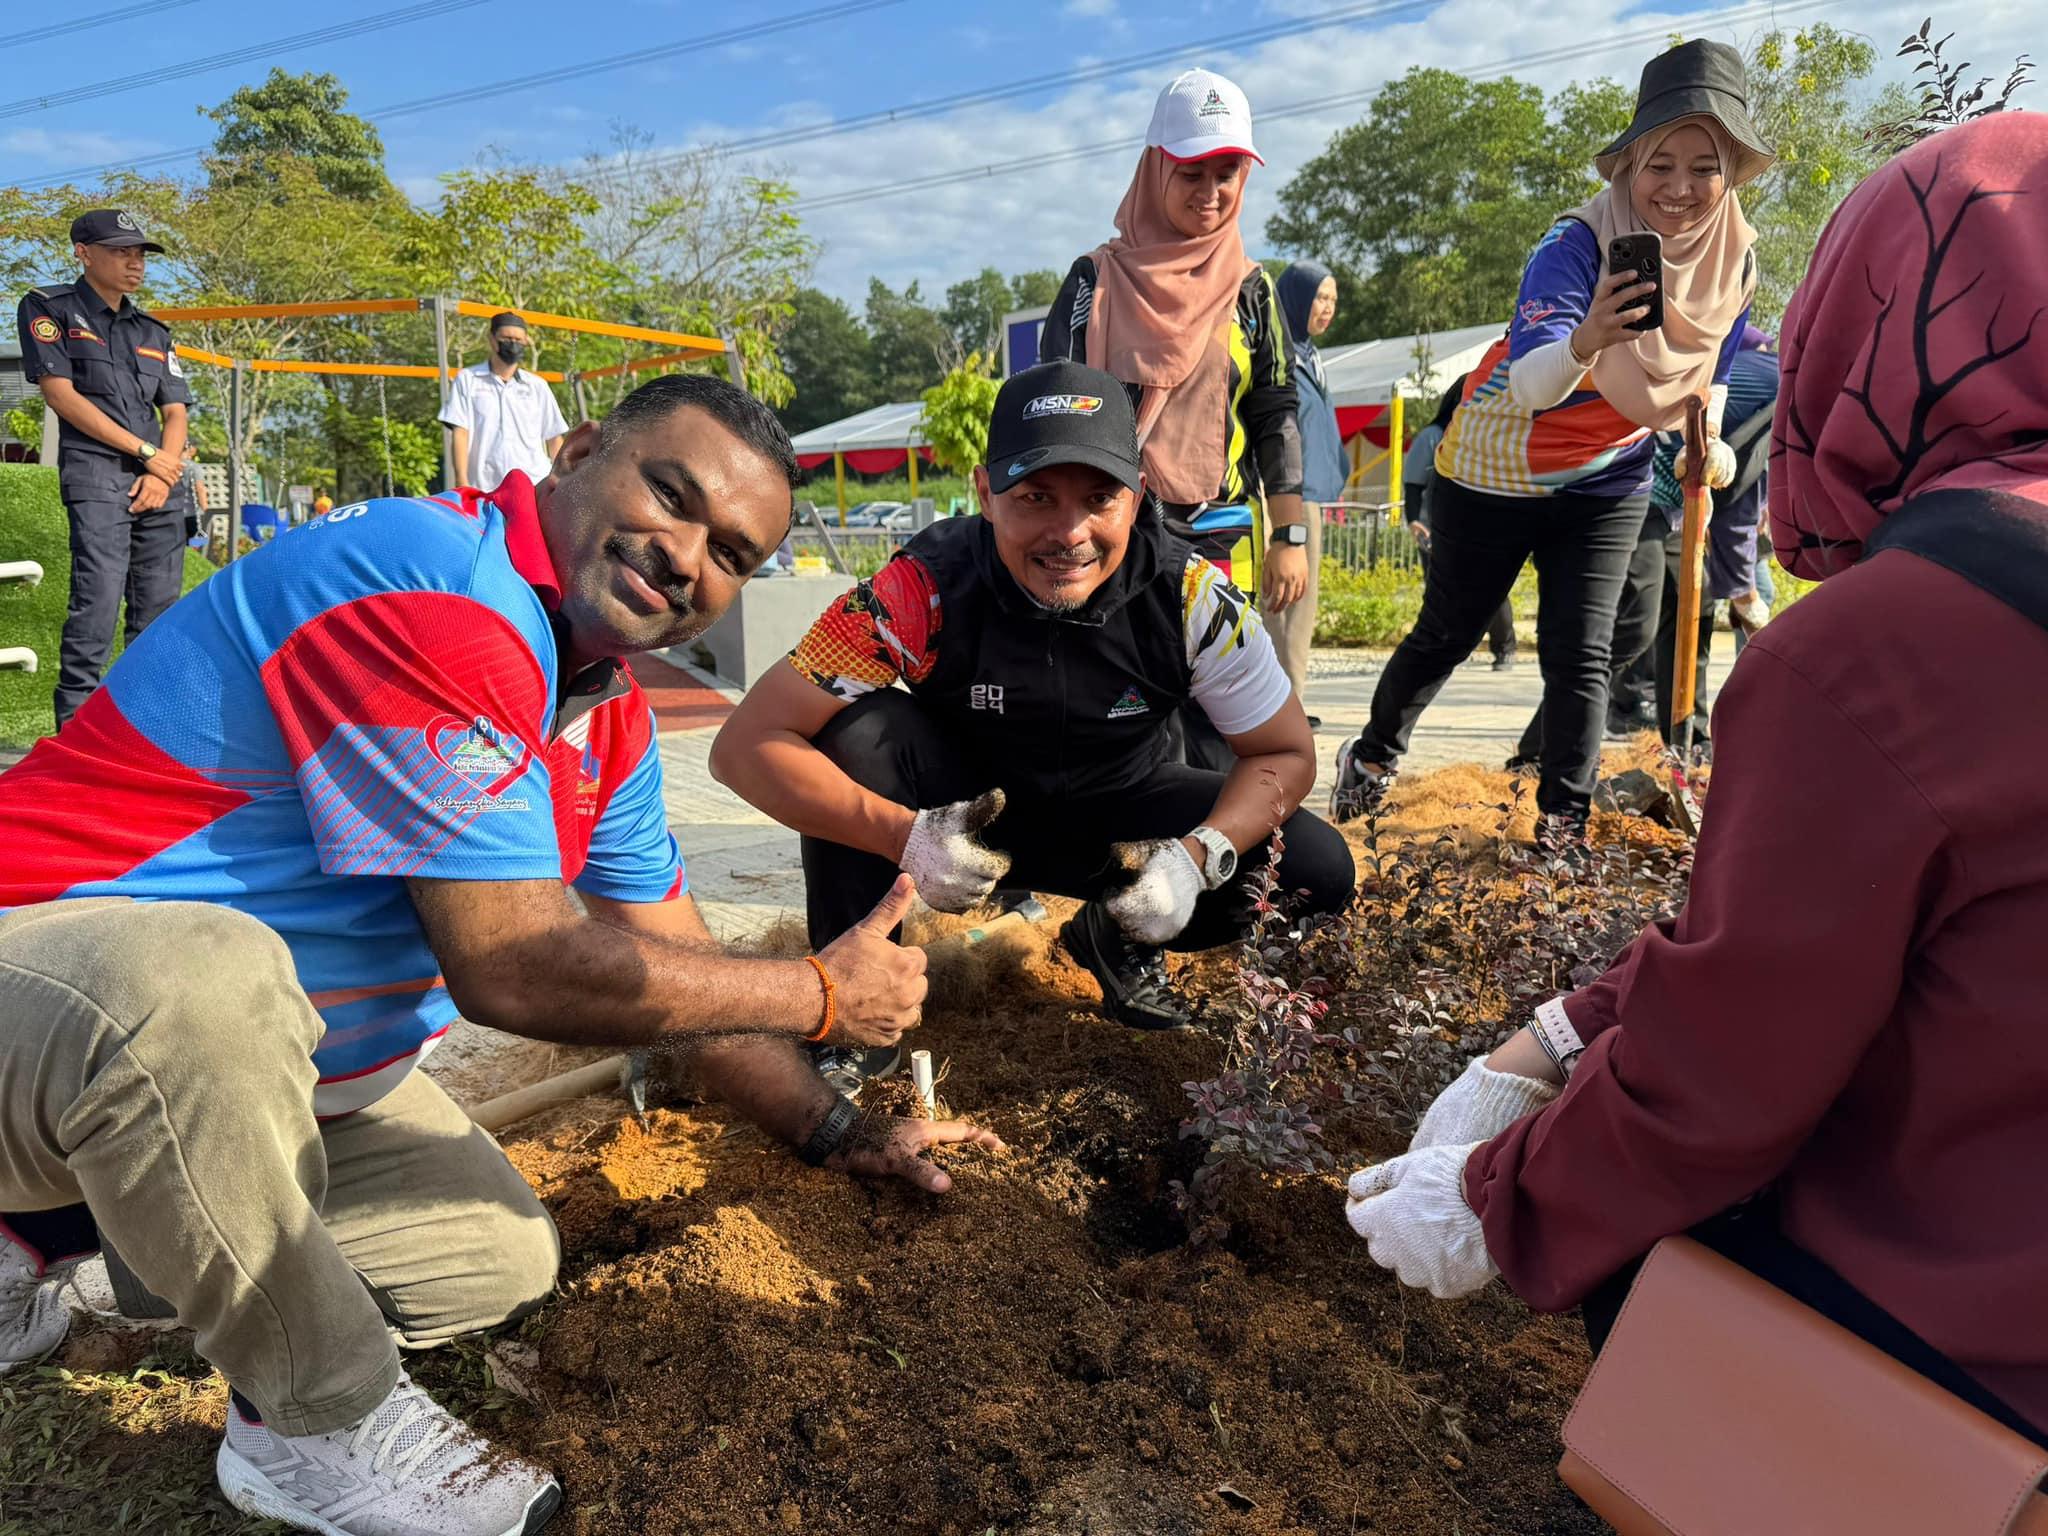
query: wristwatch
1270 522 1309 547
796 1094 860 1167
1188 825 1238 891
135 442 157 461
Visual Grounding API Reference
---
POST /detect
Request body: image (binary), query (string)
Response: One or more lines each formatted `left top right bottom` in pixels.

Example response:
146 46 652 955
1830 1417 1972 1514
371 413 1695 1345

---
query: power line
791 0 1846 213
15 0 908 189
12 0 210 46
563 0 1446 187
0 0 490 122
19 0 1429 191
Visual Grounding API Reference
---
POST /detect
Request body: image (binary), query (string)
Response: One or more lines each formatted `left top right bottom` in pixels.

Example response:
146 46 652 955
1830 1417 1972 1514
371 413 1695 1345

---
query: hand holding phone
1606 233 1665 332
1571 269 1661 360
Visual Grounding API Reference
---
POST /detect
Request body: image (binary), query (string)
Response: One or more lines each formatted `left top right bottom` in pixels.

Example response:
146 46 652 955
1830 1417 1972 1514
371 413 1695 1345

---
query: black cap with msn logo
69 208 166 253
985 360 1144 496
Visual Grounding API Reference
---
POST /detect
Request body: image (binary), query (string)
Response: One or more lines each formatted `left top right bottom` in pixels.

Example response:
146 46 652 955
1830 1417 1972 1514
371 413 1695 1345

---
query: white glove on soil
1104 838 1203 945
1674 436 1738 491
1346 1143 1498 1300
900 791 1011 913
1410 1056 1560 1152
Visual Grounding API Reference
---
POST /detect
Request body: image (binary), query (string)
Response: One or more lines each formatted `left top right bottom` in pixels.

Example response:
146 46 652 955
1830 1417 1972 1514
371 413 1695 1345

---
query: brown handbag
1558 1236 2048 1536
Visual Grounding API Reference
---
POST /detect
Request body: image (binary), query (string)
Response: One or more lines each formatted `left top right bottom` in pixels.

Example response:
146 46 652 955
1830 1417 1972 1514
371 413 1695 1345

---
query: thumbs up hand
899 790 1012 913
813 874 929 1048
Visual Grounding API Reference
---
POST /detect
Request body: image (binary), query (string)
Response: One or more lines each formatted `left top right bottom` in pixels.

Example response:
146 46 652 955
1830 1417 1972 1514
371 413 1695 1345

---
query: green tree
776 287 875 434
203 69 393 202
1010 269 1062 308
919 353 1000 476
941 267 1013 365
1267 69 1633 342
1740 25 1908 325
865 279 951 402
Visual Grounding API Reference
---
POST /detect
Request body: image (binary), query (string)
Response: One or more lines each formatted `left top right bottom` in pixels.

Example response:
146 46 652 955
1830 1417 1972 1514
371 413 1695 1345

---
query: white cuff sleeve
1507 336 1593 412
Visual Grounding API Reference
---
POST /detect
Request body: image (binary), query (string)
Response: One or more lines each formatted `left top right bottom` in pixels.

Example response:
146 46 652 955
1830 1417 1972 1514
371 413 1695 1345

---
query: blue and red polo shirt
0 472 682 1116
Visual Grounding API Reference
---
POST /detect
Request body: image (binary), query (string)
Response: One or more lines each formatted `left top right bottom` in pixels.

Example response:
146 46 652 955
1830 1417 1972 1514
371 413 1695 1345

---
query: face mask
495 339 525 364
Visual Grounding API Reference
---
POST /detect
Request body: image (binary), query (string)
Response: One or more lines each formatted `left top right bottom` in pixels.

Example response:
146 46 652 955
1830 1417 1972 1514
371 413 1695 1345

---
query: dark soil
481 908 1608 1536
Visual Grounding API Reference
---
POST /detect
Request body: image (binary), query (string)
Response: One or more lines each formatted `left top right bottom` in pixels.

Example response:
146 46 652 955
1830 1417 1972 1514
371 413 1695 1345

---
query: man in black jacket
710 361 1353 1088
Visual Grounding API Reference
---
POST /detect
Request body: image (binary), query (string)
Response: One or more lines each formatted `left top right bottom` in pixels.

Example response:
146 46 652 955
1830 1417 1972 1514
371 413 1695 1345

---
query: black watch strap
797 1095 860 1167
1271 521 1309 546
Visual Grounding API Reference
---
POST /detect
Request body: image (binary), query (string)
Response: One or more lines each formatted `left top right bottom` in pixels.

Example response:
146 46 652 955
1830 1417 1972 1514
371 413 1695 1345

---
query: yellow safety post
834 452 848 523
1387 394 1405 523
907 448 920 499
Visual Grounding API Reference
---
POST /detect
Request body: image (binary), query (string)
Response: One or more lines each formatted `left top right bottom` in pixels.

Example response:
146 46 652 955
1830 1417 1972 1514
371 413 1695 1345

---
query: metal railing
1320 502 1423 575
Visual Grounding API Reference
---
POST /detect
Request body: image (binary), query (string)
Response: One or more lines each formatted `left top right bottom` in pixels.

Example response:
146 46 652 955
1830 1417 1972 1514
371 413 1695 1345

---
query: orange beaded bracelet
803 955 835 1042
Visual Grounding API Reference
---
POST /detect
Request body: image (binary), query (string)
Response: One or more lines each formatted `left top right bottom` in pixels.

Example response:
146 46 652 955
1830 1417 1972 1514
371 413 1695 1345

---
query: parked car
843 500 909 528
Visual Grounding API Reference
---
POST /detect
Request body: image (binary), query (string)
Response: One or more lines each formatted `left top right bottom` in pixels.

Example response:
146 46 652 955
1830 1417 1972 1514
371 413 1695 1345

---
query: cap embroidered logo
1022 394 1104 418
1199 88 1228 117
114 212 136 231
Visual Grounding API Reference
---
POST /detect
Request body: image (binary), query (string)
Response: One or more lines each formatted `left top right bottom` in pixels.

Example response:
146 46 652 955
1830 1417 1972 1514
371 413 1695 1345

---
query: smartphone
1607 232 1664 333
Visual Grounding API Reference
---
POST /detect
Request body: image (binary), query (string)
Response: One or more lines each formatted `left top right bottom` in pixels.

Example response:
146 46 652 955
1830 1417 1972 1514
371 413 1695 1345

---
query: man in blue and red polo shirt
0 374 984 1536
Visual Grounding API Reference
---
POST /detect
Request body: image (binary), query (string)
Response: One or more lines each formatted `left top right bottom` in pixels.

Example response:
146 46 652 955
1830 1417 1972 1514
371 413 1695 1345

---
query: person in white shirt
438 311 569 491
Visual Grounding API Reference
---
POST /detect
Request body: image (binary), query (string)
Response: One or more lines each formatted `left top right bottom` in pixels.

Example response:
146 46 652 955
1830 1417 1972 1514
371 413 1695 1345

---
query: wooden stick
1672 395 1711 753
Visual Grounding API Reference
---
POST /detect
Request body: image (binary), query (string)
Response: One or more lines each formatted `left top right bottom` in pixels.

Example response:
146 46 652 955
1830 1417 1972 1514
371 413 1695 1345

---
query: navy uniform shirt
15 278 192 500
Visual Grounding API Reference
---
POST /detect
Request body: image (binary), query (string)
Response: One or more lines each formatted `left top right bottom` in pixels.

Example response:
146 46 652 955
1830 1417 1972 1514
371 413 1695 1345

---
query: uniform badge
29 315 59 344
166 349 183 378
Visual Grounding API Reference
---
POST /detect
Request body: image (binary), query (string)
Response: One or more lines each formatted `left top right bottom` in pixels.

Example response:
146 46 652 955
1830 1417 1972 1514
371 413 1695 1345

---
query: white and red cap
1144 68 1262 165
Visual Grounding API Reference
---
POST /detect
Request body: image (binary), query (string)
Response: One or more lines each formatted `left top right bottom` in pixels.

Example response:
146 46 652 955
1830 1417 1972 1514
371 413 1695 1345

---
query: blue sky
4 0 2036 302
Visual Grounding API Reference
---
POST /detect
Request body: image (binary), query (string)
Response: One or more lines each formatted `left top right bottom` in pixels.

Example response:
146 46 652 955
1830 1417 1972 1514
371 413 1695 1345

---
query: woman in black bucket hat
1330 39 1773 842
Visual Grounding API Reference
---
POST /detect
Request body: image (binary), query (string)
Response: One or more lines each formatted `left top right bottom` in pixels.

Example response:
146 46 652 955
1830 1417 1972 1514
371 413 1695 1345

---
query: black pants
55 495 186 730
1581 1202 2048 1453
802 690 1356 950
1418 543 1517 660
1356 479 1645 818
1516 504 1666 763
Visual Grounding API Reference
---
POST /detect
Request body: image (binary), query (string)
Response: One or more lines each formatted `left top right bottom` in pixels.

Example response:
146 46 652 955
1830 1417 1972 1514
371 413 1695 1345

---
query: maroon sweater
1466 545 2048 1425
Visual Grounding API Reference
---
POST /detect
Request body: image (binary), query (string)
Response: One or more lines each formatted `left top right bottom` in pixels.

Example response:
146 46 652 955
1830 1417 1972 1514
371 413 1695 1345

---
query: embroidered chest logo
1107 685 1151 719
576 743 603 811
970 683 1005 714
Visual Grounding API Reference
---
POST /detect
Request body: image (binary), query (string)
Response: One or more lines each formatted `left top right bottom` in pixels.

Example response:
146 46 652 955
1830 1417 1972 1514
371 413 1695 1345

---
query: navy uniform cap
69 209 165 253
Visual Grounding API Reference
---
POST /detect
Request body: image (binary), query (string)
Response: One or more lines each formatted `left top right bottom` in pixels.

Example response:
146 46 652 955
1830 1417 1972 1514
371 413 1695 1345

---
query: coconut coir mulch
478 757 1669 1536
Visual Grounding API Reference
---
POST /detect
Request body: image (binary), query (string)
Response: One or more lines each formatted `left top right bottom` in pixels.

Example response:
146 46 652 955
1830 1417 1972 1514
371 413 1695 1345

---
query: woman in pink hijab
1039 68 1309 769
1345 112 2048 1448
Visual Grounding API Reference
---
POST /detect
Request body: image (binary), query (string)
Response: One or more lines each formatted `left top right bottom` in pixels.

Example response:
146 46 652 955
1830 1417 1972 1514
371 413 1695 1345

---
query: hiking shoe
217 1373 562 1536
0 1234 70 1375
1058 901 1191 1030
810 1041 904 1099
1328 741 1393 824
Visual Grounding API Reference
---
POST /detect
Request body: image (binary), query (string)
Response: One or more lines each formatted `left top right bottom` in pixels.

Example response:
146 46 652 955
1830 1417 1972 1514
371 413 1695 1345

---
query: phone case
1608 235 1665 333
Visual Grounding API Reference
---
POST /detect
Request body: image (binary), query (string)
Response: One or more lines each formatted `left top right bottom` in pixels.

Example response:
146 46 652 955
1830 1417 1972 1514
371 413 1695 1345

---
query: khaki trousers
0 899 558 1436
1264 502 1323 699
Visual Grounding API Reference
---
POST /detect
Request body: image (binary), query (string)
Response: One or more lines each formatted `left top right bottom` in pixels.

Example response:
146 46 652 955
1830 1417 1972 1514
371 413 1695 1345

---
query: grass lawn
0 465 217 750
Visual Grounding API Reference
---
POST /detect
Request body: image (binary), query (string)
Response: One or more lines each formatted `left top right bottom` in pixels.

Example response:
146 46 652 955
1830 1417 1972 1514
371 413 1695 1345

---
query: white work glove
900 791 1011 913
1674 436 1738 491
1728 589 1769 636
1104 837 1203 945
1346 1142 1498 1300
1410 1056 1560 1151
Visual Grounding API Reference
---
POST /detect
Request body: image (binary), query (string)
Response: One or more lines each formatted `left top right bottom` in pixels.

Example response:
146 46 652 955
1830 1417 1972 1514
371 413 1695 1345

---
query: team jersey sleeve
260 590 563 881
437 370 474 431
787 553 941 701
1183 556 1293 735
1506 220 1600 362
574 709 685 903
16 293 71 382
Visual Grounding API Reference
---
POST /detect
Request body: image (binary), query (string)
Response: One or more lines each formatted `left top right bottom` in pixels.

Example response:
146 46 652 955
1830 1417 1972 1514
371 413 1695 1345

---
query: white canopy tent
788 402 933 518
1318 321 1506 410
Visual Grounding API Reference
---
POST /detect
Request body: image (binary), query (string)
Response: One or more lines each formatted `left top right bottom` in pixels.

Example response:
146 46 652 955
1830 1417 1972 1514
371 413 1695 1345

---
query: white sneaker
0 1234 72 1373
217 1371 562 1535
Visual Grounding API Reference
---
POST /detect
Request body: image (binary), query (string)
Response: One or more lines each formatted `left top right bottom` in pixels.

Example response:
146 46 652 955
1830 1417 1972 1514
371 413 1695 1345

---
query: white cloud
392 0 2043 308
1063 0 1120 15
1 126 160 166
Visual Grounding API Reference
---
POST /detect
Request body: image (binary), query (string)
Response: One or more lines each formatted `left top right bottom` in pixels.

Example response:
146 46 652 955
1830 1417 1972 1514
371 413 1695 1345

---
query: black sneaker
1058 902 1191 1030
1328 741 1393 824
809 1041 904 1099
1491 650 1515 672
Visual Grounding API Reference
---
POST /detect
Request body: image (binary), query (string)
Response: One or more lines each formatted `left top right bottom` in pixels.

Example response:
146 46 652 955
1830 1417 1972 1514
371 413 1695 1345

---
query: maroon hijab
1770 114 2048 581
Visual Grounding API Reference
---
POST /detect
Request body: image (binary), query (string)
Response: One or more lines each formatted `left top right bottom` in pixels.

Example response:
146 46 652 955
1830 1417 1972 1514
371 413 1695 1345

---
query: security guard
16 209 192 731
